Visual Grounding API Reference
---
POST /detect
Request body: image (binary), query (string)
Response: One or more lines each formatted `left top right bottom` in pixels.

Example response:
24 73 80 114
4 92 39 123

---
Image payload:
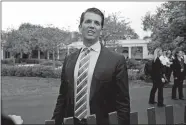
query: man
52 8 130 125
2 114 23 125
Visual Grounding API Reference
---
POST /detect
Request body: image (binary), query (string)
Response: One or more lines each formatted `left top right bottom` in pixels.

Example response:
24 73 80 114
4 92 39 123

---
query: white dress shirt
183 55 186 64
74 41 101 117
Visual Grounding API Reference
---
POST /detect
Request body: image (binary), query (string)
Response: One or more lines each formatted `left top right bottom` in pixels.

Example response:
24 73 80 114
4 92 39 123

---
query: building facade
67 39 153 59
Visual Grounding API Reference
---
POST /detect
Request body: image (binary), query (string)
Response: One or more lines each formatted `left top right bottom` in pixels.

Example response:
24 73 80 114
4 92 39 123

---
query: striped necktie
75 48 91 120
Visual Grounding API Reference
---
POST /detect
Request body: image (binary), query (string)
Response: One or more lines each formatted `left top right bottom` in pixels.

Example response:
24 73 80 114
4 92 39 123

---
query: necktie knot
82 47 91 55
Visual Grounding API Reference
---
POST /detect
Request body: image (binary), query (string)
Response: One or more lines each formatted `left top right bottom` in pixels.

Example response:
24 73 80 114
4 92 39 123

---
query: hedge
1 58 64 65
1 64 147 81
1 65 61 78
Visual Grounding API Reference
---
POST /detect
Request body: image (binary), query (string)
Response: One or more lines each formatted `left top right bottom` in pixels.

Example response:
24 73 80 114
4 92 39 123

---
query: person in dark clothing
149 48 167 107
51 7 130 125
1 114 15 125
172 50 185 100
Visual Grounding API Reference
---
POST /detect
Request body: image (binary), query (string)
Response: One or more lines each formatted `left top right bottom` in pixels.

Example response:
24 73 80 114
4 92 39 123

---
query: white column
1 47 4 59
57 48 59 60
47 51 49 60
128 46 131 59
38 50 40 59
20 52 23 58
67 46 70 55
143 44 148 59
52 50 55 60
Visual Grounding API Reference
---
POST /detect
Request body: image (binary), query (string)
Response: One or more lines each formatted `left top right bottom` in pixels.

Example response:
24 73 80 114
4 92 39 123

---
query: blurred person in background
172 49 185 100
149 47 167 107
159 50 169 83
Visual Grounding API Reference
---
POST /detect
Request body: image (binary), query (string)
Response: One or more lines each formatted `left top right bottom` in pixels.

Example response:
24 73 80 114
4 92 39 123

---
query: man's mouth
87 30 95 35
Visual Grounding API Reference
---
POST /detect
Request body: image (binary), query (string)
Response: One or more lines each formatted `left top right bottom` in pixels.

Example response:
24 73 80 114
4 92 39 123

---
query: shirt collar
81 41 101 52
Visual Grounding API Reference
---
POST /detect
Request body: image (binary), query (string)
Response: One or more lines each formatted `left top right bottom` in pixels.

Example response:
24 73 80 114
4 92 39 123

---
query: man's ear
100 28 103 36
79 25 82 34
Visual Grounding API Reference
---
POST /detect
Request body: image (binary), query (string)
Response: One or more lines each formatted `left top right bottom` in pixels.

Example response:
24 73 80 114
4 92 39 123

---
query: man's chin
85 37 97 42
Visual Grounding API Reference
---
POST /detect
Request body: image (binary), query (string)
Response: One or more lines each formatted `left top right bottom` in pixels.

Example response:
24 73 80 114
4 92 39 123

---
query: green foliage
1 65 61 78
126 59 152 81
17 59 46 64
2 23 70 58
1 58 15 65
40 60 63 67
126 59 141 69
142 1 186 53
101 12 139 46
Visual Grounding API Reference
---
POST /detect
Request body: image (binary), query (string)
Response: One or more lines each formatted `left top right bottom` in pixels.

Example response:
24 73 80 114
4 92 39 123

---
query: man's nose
89 22 95 28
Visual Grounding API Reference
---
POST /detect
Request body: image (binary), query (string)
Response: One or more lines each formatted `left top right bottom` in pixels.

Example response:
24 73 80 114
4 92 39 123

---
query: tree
142 1 186 53
3 23 71 59
101 12 139 46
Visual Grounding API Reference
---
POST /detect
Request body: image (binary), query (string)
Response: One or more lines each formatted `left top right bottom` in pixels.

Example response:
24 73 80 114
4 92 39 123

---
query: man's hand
161 78 165 83
174 77 178 80
8 115 23 124
181 69 184 72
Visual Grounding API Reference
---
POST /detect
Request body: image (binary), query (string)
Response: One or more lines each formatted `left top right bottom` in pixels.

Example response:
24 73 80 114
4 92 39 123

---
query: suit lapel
66 50 81 90
89 45 107 101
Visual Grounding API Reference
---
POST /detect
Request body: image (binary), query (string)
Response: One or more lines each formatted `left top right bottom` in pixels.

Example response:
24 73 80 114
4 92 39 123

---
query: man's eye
85 20 91 23
95 21 100 26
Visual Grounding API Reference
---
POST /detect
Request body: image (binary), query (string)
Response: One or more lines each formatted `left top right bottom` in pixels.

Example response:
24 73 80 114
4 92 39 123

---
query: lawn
1 76 152 97
2 76 61 97
1 76 186 124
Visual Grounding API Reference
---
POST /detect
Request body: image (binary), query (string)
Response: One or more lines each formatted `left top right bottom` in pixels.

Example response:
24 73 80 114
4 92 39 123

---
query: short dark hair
79 7 104 28
174 49 182 58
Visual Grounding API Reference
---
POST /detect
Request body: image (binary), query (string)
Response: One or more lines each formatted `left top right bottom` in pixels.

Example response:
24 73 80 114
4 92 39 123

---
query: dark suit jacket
172 58 185 80
151 57 165 84
2 114 16 125
52 44 130 125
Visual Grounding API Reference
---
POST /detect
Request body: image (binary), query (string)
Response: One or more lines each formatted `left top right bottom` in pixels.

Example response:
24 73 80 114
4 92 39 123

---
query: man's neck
83 39 98 47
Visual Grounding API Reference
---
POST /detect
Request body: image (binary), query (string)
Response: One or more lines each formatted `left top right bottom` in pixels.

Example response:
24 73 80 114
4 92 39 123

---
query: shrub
1 58 14 65
14 66 33 77
40 60 63 67
1 65 15 76
1 64 61 78
126 59 141 69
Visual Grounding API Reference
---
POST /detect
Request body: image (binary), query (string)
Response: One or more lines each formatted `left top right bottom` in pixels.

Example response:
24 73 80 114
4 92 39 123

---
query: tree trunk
57 48 59 60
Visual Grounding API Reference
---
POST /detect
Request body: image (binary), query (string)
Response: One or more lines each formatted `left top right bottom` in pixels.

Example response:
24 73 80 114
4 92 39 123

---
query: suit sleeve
51 56 68 125
115 56 130 125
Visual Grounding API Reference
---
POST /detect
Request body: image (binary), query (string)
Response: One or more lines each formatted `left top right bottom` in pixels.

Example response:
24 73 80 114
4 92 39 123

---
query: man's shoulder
102 46 124 59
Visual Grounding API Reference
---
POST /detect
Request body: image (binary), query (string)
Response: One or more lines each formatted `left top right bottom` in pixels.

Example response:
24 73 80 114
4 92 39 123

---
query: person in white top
182 51 186 64
159 50 170 83
181 51 186 79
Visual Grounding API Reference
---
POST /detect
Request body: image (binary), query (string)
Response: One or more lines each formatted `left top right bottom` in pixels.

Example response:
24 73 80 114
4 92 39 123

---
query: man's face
178 51 183 57
79 12 102 43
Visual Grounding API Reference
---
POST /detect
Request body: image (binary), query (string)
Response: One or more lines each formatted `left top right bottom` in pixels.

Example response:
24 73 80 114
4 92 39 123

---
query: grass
2 76 185 97
2 76 60 97
1 76 150 97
